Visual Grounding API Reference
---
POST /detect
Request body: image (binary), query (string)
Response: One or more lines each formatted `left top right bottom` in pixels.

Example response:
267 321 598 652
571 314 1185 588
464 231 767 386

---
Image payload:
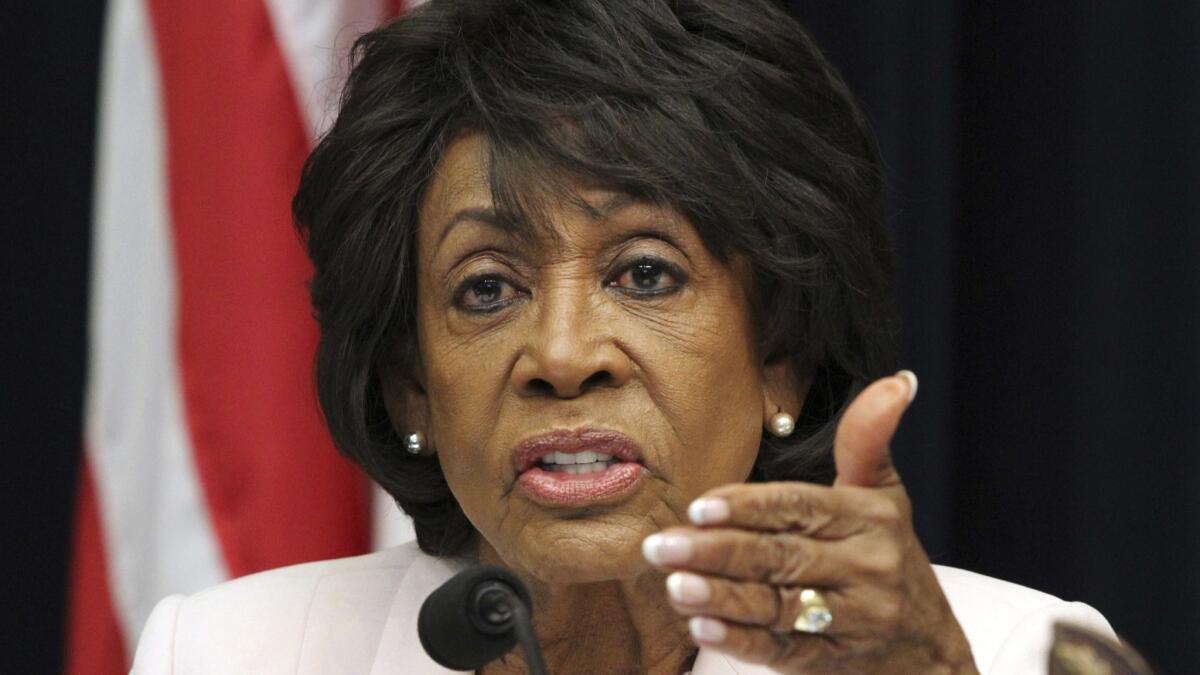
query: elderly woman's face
402 134 784 583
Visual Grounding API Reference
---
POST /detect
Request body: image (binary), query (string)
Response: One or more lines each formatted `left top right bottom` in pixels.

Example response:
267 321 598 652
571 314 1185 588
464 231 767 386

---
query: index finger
686 481 899 539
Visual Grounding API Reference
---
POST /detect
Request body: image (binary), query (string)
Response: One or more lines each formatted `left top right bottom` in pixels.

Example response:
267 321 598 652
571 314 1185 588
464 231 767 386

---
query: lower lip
517 462 645 506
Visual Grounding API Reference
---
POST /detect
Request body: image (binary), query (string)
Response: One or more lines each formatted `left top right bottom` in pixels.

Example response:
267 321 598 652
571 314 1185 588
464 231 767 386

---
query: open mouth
513 429 646 506
536 450 622 474
512 428 643 472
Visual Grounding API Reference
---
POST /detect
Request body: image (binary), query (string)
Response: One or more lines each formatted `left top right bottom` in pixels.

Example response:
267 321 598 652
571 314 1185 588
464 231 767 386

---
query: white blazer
130 542 1113 674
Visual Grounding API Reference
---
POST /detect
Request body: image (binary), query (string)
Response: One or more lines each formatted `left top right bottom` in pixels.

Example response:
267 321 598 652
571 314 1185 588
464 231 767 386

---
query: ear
760 358 811 427
379 363 432 453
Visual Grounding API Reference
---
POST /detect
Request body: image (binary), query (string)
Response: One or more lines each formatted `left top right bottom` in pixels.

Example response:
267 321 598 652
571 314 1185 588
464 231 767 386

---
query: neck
476 543 696 675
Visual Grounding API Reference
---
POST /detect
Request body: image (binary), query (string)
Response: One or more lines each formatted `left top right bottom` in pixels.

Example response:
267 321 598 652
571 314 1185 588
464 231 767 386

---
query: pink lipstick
513 429 646 507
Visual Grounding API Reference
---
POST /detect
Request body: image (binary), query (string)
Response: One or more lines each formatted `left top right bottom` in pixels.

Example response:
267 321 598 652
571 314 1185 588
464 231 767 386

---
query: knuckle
774 587 804 631
776 489 818 528
864 495 905 528
761 536 806 584
709 579 777 625
768 585 786 627
854 535 902 578
779 551 816 586
856 541 903 578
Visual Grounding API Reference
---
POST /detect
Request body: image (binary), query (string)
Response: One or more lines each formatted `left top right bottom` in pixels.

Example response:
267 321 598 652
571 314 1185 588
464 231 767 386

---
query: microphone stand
510 600 548 675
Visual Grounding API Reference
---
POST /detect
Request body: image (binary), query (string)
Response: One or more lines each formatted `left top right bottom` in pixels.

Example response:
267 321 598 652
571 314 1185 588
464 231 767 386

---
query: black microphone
418 565 547 674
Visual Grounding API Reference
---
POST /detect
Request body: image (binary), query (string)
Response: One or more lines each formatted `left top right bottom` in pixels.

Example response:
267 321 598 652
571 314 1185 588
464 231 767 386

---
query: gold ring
793 588 833 634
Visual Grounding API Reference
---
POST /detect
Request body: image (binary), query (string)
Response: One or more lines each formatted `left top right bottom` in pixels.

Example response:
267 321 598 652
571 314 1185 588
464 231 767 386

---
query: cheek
626 277 765 498
419 287 506 412
654 331 764 493
418 321 514 508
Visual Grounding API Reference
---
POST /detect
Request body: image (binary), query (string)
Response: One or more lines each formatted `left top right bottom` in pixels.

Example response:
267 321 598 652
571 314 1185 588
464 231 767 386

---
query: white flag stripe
85 0 227 652
263 0 417 551
263 0 390 141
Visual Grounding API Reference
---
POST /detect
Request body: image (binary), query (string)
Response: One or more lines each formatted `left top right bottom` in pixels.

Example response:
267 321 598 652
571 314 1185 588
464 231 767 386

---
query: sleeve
129 595 186 675
983 600 1115 675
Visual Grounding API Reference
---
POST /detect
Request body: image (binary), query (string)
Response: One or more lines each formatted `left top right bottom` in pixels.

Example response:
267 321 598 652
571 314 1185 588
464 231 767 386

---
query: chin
507 521 652 586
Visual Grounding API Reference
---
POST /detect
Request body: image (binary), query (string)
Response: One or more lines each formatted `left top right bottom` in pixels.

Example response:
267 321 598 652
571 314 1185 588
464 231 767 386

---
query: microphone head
418 565 533 670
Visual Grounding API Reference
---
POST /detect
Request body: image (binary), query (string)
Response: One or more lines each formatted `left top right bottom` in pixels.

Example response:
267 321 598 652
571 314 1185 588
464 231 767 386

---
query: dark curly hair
293 0 897 557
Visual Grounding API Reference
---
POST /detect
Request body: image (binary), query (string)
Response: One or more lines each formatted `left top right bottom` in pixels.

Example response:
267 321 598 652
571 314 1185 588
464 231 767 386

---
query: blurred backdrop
2 1 1197 673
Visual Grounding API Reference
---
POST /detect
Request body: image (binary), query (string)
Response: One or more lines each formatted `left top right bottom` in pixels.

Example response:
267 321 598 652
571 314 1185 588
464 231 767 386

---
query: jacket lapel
369 550 471 675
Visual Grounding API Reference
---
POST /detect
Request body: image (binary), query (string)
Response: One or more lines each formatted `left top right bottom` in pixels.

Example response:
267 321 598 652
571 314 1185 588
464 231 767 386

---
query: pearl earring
768 412 795 438
404 432 426 455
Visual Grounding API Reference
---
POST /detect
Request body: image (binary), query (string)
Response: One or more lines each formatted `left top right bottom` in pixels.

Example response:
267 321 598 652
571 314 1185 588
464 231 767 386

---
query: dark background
2 1 1196 672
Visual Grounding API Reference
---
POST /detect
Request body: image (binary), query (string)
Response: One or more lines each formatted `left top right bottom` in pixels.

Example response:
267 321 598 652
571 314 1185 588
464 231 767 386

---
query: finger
688 481 901 538
688 616 837 672
665 572 842 635
833 370 917 489
642 527 847 585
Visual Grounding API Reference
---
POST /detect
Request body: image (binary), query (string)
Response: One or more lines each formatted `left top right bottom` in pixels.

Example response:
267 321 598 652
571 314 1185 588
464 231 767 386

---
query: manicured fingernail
666 572 711 605
688 497 730 525
895 369 919 403
642 533 693 565
689 616 727 644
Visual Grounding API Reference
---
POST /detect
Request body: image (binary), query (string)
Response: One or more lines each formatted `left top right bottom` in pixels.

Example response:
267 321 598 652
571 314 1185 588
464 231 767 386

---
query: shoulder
130 542 437 675
932 565 1114 675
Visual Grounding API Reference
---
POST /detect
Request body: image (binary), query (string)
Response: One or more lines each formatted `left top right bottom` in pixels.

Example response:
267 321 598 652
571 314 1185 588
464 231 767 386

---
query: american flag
67 1 418 671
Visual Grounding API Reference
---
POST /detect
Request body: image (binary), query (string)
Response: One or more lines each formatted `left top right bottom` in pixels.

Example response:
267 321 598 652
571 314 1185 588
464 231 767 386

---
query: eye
455 274 520 313
609 256 685 295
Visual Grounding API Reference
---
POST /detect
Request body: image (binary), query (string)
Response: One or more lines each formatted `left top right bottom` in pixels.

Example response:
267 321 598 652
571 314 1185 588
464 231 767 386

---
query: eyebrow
434 192 645 249
435 207 503 249
577 191 640 221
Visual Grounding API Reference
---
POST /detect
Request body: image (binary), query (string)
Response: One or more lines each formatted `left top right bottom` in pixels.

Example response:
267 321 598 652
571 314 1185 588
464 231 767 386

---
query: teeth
569 462 610 474
537 446 623 473
542 451 615 466
543 460 615 474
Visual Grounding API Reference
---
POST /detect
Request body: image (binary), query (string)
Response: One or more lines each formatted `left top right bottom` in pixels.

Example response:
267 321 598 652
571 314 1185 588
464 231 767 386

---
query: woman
132 0 1112 672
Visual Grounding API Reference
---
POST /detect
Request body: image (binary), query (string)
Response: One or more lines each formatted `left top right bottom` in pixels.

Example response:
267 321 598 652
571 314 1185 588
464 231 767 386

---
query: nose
511 291 632 399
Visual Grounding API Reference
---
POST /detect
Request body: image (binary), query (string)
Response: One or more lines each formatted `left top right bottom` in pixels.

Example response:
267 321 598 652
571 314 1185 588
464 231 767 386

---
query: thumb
833 370 917 489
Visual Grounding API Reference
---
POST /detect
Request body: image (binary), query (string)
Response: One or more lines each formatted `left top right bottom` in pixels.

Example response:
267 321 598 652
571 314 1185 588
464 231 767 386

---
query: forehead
418 132 674 248
421 132 491 219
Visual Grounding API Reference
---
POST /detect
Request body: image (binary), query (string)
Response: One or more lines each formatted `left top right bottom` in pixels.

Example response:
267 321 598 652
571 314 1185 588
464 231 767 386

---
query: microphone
418 565 547 674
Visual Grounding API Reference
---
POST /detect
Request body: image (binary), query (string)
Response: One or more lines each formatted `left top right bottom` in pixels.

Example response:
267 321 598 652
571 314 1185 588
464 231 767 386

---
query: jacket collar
369 548 775 675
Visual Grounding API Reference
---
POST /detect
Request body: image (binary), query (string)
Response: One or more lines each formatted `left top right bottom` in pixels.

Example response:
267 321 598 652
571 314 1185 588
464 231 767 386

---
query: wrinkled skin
383 133 977 674
653 377 978 674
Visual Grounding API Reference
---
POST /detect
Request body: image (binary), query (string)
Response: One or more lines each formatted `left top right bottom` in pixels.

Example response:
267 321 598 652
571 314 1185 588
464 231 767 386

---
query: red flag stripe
65 460 129 675
144 0 368 577
83 0 230 654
